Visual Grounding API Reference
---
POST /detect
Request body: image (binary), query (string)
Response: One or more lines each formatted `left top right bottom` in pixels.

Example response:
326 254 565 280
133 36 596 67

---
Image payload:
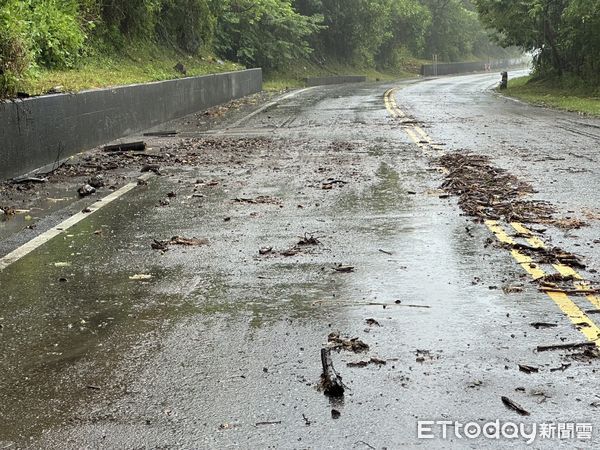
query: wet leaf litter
402 119 600 423
437 151 600 351
151 236 209 251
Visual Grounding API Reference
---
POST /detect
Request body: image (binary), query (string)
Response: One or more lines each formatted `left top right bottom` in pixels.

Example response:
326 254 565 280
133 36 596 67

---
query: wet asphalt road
1 72 600 448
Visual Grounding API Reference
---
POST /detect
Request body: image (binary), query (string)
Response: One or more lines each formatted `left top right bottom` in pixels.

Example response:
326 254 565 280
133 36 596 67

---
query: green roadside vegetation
0 1 520 99
21 45 242 96
475 1 600 116
502 76 600 117
263 59 423 91
26 48 419 96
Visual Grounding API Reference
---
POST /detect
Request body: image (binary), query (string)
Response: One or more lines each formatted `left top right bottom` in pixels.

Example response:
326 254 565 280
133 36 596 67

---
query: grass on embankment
20 44 243 96
503 76 600 117
18 43 421 96
263 59 423 91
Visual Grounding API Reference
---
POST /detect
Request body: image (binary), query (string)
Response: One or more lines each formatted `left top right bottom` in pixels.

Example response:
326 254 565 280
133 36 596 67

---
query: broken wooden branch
322 179 348 187
367 302 431 309
10 176 48 184
143 131 178 137
255 421 281 426
104 141 146 153
320 348 345 397
501 396 530 416
530 322 558 329
536 342 596 352
518 364 539 374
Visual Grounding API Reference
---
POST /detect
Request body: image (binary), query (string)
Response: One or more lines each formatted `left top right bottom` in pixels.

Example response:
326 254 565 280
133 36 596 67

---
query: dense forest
0 0 519 96
2 1 597 98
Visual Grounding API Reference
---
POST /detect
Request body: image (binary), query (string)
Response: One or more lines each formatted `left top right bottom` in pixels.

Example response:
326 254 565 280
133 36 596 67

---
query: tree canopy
475 0 599 83
1 0 519 96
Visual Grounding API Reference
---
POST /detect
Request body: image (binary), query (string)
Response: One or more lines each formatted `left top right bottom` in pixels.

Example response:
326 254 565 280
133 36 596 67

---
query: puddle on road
336 162 415 214
333 162 423 239
0 185 80 241
0 183 198 442
190 273 347 328
0 259 193 442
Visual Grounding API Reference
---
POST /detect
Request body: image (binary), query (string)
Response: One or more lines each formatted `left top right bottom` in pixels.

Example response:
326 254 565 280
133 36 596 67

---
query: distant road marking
383 89 404 118
384 89 424 148
0 173 153 272
383 89 402 119
384 89 443 155
384 87 600 347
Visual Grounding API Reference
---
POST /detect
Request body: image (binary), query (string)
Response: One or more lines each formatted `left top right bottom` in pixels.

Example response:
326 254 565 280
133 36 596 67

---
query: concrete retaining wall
0 68 262 180
420 59 528 77
305 76 367 87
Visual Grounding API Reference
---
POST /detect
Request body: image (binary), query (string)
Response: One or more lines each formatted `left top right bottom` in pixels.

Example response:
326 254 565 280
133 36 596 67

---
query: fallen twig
143 131 178 137
347 357 386 368
104 141 146 152
333 265 355 273
255 421 281 426
530 322 558 329
536 342 596 352
550 363 571 372
501 396 530 416
368 302 431 309
319 348 346 397
151 236 208 251
10 176 48 184
518 364 539 374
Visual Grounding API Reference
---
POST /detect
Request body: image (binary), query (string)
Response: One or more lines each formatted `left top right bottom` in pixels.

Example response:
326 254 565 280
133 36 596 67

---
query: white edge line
0 173 153 272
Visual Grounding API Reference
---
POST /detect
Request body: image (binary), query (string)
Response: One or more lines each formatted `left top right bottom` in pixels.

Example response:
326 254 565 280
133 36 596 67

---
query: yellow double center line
384 89 445 154
487 221 600 344
384 88 600 347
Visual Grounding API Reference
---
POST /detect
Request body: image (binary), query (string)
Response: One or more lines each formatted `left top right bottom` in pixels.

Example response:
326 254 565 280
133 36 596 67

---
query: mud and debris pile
438 153 556 224
0 136 278 220
328 332 369 353
258 233 322 258
3 137 276 186
508 243 588 270
535 272 599 295
151 236 209 251
438 152 600 296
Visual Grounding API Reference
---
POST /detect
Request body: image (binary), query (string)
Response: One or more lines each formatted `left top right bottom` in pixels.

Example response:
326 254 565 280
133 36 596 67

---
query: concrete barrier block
0 68 262 180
